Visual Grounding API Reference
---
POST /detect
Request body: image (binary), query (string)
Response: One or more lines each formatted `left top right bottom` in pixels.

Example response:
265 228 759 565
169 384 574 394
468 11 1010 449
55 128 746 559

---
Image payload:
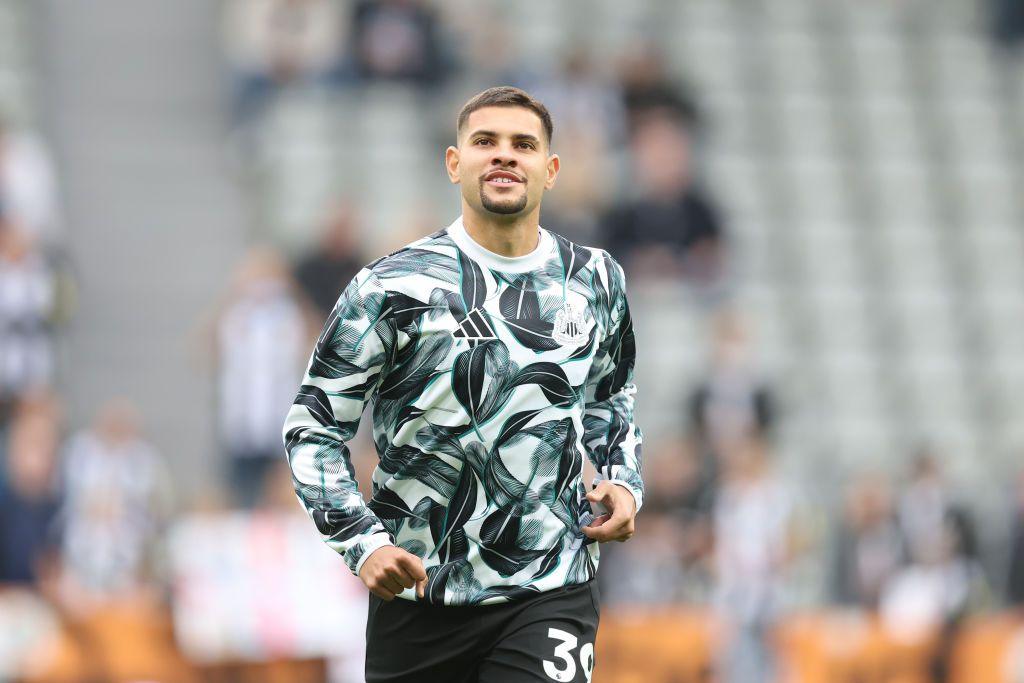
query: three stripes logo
452 307 497 342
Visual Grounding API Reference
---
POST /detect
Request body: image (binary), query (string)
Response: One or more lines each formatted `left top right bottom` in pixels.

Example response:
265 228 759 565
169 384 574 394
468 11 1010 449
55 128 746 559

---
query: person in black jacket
600 110 727 292
0 405 61 586
292 200 365 323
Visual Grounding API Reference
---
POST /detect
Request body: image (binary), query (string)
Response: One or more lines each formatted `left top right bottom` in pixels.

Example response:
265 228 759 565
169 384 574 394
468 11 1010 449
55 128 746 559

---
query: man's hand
358 546 427 601
581 482 637 543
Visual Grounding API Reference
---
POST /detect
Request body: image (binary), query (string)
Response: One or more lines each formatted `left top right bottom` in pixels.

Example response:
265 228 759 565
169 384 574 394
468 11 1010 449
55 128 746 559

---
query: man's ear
445 146 460 184
544 153 560 190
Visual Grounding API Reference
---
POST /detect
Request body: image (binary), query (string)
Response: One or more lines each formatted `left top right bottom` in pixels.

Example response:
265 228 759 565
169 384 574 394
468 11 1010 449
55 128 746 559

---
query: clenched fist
359 546 428 601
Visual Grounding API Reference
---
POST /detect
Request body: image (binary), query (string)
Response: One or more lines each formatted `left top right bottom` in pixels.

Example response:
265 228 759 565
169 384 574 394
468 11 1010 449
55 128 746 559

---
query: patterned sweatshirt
282 216 643 606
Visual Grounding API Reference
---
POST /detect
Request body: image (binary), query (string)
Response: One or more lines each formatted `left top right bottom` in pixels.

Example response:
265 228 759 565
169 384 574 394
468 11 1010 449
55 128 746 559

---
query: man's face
446 106 559 219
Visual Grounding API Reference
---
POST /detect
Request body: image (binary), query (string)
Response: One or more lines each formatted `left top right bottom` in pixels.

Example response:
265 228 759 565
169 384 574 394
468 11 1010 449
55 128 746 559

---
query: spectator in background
1005 469 1024 607
0 387 61 489
215 246 311 508
600 110 727 294
0 119 61 245
881 500 988 683
688 309 775 497
292 199 365 323
669 442 717 592
713 435 795 683
616 43 702 136
0 216 57 423
830 472 905 609
59 399 171 606
223 0 348 126
897 449 954 565
0 405 61 586
880 450 987 682
600 438 715 603
350 0 450 87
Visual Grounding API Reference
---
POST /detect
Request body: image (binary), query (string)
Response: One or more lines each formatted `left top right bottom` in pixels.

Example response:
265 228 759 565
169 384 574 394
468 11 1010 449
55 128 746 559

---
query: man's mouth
483 170 524 187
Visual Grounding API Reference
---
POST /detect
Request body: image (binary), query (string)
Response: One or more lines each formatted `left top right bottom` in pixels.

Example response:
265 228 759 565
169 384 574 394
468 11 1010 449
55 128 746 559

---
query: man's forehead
463 106 545 139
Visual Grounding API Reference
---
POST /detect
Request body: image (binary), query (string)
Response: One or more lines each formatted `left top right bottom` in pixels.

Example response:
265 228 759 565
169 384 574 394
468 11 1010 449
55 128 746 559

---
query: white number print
542 628 594 682
579 642 594 681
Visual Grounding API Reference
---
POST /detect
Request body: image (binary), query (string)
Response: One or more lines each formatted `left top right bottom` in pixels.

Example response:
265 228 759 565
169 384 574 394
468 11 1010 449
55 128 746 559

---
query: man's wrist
351 533 396 576
592 473 643 512
611 482 638 511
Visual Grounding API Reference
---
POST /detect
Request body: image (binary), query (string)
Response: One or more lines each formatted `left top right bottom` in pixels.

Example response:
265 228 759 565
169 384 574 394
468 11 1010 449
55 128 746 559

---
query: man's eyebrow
466 129 542 144
512 133 541 144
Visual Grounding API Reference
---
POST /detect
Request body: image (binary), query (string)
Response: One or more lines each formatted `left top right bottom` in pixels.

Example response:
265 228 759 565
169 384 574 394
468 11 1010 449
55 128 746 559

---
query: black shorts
365 580 601 683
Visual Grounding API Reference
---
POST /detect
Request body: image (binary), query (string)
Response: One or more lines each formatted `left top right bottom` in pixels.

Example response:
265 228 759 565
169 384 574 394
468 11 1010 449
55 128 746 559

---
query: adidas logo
452 308 497 341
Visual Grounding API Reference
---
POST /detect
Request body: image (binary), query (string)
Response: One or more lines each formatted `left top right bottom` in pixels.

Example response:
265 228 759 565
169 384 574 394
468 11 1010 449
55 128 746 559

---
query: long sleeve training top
282 216 643 605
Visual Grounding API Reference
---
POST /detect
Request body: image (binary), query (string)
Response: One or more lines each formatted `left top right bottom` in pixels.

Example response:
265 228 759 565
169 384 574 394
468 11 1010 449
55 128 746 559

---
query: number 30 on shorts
542 627 594 682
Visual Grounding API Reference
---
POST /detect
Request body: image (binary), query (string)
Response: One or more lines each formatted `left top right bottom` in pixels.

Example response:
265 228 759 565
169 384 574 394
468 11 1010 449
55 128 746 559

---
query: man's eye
517 142 535 150
475 139 491 146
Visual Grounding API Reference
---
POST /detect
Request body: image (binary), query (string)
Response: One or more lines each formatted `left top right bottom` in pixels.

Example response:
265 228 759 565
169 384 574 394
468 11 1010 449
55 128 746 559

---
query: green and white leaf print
497 274 561 352
283 217 643 605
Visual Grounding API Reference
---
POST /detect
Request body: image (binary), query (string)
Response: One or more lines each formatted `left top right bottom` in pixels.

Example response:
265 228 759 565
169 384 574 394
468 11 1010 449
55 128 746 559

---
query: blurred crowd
597 309 1023 682
222 0 728 297
0 0 1023 682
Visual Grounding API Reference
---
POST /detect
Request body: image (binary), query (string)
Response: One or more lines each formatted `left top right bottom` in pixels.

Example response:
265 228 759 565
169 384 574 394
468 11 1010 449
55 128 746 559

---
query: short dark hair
456 86 554 146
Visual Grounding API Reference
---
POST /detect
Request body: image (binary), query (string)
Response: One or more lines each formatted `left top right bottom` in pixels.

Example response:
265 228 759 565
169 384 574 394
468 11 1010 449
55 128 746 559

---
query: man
283 86 643 682
600 111 726 291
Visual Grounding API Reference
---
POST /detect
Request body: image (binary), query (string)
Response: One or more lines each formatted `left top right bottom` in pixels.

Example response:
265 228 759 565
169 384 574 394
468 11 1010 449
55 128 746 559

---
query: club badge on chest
553 301 590 346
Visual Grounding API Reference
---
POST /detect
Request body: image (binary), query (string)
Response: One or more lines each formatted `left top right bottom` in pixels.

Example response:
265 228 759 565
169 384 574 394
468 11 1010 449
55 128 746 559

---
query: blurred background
1 0 1024 681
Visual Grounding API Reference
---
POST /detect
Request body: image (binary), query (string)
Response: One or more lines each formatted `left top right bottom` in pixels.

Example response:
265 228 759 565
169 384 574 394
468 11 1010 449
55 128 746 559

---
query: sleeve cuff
349 533 395 576
592 473 644 512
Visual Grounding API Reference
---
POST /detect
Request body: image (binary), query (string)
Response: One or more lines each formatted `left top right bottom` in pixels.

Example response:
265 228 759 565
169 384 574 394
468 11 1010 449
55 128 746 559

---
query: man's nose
491 148 517 167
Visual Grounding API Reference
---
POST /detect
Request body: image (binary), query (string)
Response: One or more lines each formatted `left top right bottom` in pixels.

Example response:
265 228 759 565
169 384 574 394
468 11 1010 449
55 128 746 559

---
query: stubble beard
479 184 529 215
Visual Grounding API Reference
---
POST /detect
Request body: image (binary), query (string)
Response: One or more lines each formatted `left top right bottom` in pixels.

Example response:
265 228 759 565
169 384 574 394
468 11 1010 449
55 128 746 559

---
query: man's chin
480 190 529 216
483 202 526 216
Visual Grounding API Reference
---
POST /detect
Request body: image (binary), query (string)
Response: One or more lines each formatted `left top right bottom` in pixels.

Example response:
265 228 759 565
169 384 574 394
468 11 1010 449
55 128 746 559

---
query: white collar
446 215 553 273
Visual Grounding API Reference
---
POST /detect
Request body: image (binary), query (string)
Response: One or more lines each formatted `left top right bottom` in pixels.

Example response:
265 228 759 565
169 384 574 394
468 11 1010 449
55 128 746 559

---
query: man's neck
461 204 541 257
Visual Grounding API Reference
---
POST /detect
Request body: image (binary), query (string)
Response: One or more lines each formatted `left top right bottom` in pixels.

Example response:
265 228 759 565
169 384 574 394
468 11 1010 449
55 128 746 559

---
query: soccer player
282 86 643 682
